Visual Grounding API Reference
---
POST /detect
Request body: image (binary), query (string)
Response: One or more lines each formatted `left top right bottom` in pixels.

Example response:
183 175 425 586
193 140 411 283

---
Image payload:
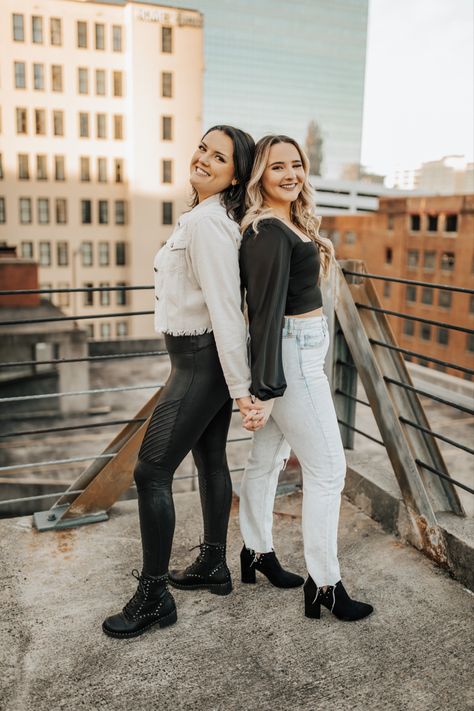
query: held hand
236 396 266 431
242 398 274 431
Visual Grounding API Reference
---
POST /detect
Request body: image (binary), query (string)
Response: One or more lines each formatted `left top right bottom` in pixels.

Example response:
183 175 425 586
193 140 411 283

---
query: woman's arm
240 220 292 402
188 213 252 400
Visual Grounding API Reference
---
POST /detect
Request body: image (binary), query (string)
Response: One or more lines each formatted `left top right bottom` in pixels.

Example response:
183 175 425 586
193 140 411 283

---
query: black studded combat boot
169 542 232 595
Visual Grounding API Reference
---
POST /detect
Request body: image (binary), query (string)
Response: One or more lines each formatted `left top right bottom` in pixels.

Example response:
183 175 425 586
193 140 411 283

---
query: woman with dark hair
103 126 262 638
238 134 374 622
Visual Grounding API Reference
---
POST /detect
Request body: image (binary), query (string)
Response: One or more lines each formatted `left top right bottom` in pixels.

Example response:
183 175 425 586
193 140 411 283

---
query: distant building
0 0 204 339
312 176 405 215
322 195 474 379
390 156 474 194
157 0 369 179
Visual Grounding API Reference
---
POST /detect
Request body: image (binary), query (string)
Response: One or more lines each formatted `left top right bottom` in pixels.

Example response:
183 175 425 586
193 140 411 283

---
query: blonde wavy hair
241 135 334 276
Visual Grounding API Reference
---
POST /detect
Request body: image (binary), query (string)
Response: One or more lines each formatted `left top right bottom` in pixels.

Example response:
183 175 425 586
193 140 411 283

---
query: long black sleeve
240 220 292 401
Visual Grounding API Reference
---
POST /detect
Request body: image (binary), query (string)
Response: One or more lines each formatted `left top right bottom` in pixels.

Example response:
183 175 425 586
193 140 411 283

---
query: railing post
321 258 358 448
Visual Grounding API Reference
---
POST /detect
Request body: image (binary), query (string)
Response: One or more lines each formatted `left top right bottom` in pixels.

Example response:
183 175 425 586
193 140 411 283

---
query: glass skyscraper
155 0 369 178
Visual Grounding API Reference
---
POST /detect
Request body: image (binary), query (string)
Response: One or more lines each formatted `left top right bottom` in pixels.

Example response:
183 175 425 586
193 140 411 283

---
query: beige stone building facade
0 0 203 338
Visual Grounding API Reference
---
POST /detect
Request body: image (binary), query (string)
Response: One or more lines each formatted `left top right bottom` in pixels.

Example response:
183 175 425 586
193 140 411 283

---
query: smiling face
260 142 305 211
189 130 236 201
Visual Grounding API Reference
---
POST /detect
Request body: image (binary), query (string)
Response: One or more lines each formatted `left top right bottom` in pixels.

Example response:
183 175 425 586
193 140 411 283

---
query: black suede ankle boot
102 570 177 638
304 576 373 621
168 542 232 595
240 545 304 588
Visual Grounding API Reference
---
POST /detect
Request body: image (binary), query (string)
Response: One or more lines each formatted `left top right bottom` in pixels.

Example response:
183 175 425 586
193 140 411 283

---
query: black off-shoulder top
239 217 323 401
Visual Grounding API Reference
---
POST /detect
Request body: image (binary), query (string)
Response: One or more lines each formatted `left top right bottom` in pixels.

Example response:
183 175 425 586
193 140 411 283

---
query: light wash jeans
239 314 346 586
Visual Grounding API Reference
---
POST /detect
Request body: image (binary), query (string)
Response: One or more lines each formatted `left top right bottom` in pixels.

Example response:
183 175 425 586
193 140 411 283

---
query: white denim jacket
154 193 251 399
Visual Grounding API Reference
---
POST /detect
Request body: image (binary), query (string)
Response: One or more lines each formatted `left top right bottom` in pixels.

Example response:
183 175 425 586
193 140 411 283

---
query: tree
305 120 323 176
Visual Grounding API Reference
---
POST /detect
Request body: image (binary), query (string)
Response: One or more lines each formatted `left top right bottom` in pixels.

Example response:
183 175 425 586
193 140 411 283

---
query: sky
361 0 474 178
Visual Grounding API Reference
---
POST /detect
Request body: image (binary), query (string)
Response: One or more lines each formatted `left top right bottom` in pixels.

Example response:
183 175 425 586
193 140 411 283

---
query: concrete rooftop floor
1 490 473 711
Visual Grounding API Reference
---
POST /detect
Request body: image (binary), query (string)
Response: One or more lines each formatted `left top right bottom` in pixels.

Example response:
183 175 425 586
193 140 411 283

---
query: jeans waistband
282 313 327 336
164 331 215 353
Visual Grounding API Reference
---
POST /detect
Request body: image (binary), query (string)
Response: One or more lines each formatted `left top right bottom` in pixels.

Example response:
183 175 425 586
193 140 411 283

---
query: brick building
321 194 474 379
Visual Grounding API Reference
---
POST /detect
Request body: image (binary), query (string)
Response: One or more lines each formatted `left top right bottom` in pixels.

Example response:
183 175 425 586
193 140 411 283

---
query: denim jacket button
155 295 159 301
153 267 157 272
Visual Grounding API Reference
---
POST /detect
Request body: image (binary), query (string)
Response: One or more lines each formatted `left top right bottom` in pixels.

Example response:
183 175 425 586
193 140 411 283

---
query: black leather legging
134 332 233 577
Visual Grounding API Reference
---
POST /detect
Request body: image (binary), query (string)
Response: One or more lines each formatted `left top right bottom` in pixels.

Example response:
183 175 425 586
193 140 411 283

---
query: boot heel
241 564 256 584
305 601 321 619
210 580 233 596
159 607 178 628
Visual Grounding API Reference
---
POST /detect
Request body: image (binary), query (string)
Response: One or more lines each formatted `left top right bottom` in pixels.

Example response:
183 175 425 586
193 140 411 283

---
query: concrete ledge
344 451 474 591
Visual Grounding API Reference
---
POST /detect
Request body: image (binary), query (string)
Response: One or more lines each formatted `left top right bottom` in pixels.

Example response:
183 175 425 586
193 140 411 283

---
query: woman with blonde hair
238 134 373 621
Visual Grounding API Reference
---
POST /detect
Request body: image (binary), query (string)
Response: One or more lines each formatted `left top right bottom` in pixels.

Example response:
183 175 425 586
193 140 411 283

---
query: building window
100 322 111 339
97 157 107 182
51 65 63 92
77 21 87 48
33 64 45 91
405 285 416 303
99 282 111 305
114 159 123 183
56 198 67 224
423 251 436 271
97 113 107 139
39 284 52 302
162 116 173 141
54 155 65 181
116 241 126 265
113 71 123 97
403 319 415 336
99 242 110 266
53 110 64 136
78 67 89 94
162 160 172 184
112 25 123 51
36 155 48 180
35 109 46 135
115 200 126 225
81 200 92 224
57 283 70 307
21 242 33 258
81 243 93 267
83 282 94 306
16 108 27 134
421 287 433 305
427 214 438 232
113 115 123 139
31 15 43 44
57 241 69 265
383 282 391 298
437 328 449 346
438 290 452 309
162 27 173 53
445 214 458 233
440 252 455 272
116 282 127 305
98 200 109 224
387 214 395 230
162 201 173 225
18 154 29 180
19 197 32 224
344 231 356 245
95 23 105 50
14 62 26 89
420 324 431 341
50 17 62 45
467 335 474 353
79 112 89 138
116 321 128 337
80 157 90 182
13 13 24 41
95 69 106 95
385 247 393 264
410 214 421 231
161 72 173 98
407 250 419 268
0 198 6 224
85 324 95 339
37 198 50 224
39 242 51 266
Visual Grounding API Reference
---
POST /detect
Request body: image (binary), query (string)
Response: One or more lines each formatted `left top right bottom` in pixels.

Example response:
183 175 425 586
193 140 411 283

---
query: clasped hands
236 396 274 432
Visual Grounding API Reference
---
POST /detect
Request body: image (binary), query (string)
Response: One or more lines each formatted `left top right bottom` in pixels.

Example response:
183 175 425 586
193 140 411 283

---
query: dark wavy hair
190 125 255 224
